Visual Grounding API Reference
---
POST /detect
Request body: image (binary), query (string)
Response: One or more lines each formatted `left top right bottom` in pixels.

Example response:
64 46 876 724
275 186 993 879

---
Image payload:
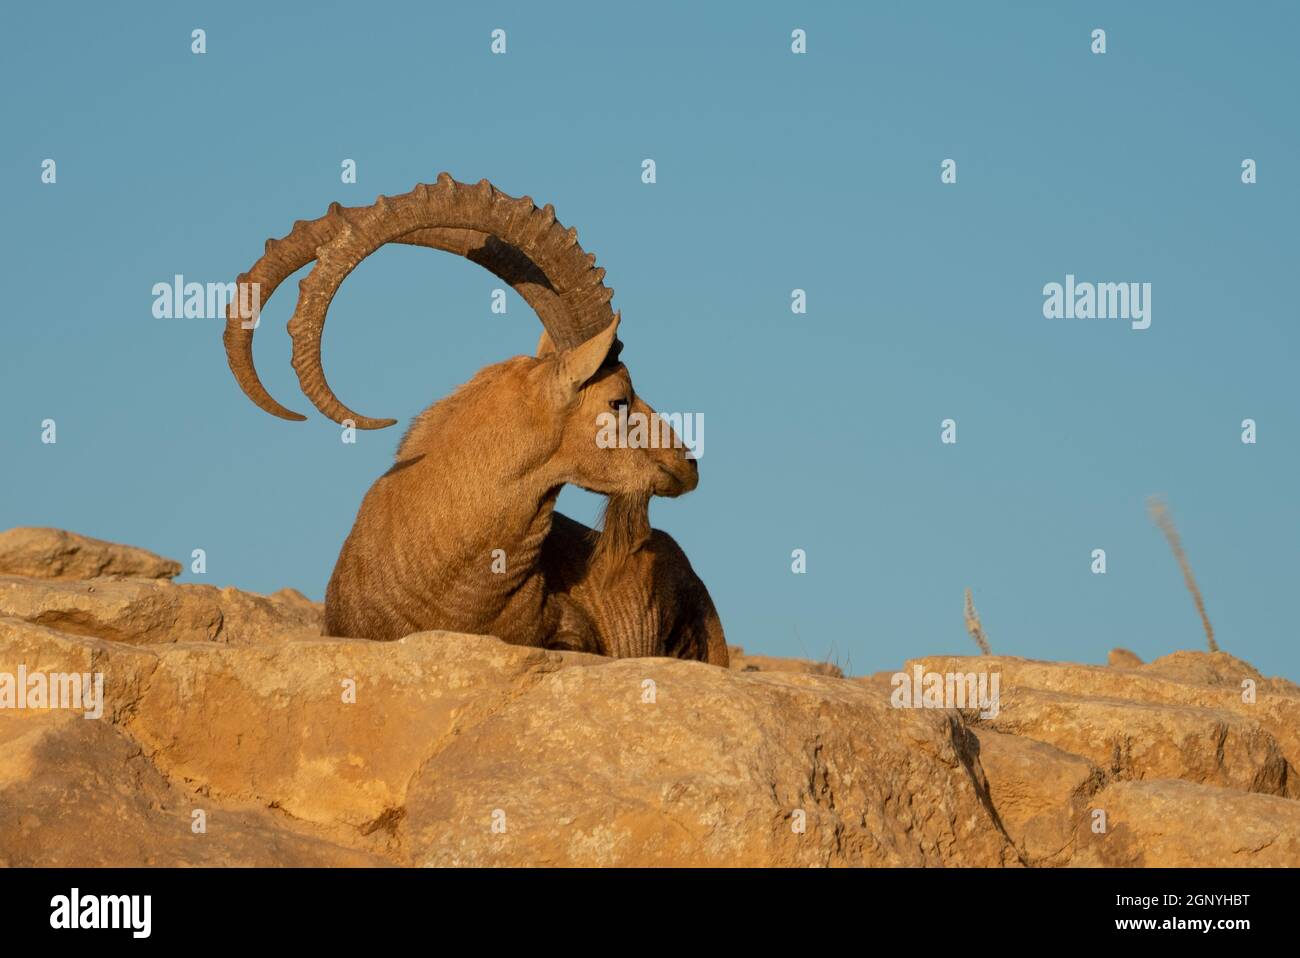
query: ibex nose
676 448 699 492
653 446 697 497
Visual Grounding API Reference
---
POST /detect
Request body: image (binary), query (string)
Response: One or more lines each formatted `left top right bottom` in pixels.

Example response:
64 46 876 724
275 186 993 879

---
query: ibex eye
609 398 629 412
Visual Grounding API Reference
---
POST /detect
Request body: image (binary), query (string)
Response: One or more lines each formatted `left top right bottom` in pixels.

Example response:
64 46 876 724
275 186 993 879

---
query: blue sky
2 2 1296 679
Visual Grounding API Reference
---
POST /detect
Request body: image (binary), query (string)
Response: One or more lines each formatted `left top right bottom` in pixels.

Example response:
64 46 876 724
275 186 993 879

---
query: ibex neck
358 396 564 637
328 361 575 642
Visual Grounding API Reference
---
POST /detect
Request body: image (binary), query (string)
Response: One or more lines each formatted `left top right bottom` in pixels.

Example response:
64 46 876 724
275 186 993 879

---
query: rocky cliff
1 527 1296 866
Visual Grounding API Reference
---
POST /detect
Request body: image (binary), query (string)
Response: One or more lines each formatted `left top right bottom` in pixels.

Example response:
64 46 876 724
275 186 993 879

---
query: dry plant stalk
963 588 992 655
1147 496 1218 652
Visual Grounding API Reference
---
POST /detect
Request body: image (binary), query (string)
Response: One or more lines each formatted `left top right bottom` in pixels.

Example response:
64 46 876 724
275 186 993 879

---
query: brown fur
323 322 727 665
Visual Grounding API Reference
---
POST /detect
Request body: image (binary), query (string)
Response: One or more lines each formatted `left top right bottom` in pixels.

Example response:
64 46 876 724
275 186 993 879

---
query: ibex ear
554 315 620 398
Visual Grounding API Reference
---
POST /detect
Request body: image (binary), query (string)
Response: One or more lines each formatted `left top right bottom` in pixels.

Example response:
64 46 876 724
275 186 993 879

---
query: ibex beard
222 174 727 665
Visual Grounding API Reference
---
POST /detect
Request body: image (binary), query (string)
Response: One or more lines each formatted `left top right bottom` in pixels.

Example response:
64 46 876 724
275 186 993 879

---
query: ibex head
222 173 696 499
529 319 698 500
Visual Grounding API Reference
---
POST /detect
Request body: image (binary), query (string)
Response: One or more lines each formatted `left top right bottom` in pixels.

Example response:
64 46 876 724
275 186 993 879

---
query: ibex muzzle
223 174 727 665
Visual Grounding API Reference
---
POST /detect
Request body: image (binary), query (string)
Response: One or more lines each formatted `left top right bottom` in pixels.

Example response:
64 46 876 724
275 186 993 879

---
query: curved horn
223 206 342 421
223 174 616 427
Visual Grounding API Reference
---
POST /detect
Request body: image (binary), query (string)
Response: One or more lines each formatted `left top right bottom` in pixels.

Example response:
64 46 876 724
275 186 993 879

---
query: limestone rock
0 576 323 646
727 644 844 678
1107 647 1143 668
1138 649 1268 688
973 728 1104 866
0 617 1012 866
122 632 595 834
908 654 1300 798
208 584 324 644
405 660 1011 866
986 686 1288 796
1 529 1298 868
0 527 180 581
0 576 223 644
1074 778 1300 867
0 618 158 724
0 710 385 867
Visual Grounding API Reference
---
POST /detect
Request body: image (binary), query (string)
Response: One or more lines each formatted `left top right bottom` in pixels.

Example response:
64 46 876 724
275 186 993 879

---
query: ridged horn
223 175 616 426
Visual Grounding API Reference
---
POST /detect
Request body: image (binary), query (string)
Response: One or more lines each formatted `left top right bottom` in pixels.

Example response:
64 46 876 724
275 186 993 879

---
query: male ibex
223 174 727 664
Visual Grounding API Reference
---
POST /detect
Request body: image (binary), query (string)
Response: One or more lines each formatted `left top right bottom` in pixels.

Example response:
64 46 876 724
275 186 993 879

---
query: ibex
223 174 727 665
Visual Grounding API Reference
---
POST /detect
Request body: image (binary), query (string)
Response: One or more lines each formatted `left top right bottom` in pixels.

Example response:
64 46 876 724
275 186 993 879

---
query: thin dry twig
963 588 992 655
1148 496 1218 652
